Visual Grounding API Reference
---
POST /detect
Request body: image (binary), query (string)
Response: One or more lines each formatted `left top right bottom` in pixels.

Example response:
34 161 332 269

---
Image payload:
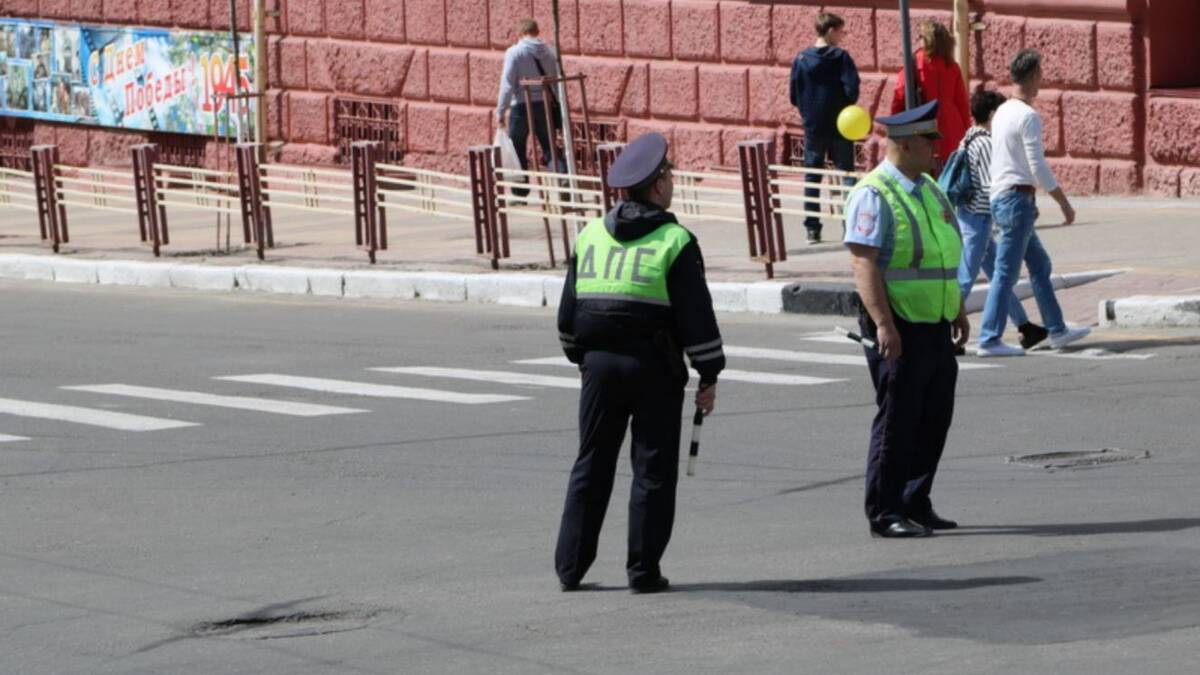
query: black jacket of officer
556 199 726 383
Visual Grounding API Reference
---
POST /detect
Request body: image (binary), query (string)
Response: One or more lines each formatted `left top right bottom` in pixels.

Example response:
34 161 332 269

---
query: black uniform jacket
557 200 726 384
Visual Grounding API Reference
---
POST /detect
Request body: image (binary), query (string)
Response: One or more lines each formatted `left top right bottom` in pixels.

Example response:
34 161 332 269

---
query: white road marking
815 330 1152 363
370 367 581 389
214 374 529 404
62 384 370 416
0 397 199 431
0 434 30 443
512 357 845 386
725 345 999 370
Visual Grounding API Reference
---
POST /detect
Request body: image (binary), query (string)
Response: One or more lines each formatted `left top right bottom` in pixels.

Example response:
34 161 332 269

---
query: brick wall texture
6 0 1199 193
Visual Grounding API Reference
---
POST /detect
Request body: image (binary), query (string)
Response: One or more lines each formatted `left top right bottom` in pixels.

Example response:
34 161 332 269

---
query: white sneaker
976 341 1026 357
1048 326 1091 349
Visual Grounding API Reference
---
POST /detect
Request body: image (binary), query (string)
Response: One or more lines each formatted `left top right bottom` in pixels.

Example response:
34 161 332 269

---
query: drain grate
192 608 379 640
1007 448 1150 470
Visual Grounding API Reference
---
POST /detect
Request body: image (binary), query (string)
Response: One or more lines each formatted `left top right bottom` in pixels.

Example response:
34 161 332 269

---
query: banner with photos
0 18 255 138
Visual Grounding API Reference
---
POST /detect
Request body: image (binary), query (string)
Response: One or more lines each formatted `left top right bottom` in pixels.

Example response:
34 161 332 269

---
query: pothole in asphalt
191 608 380 640
1007 448 1150 470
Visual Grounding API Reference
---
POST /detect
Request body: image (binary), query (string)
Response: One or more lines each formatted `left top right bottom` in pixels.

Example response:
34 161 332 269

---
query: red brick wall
5 0 1200 194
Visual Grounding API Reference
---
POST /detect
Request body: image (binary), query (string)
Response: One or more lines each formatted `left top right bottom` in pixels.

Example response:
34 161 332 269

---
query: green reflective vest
573 218 692 306
852 168 963 323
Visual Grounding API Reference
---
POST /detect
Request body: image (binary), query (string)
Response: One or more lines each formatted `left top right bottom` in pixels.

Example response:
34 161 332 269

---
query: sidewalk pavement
3 194 1198 326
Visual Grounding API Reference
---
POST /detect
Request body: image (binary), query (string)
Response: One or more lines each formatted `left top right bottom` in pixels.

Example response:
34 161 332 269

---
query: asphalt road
2 281 1199 674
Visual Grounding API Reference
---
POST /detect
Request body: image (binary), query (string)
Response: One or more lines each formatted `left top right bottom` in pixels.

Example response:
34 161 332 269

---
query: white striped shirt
961 126 992 215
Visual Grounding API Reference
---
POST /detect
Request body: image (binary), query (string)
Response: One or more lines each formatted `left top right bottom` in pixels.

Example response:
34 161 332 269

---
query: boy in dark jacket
789 12 861 244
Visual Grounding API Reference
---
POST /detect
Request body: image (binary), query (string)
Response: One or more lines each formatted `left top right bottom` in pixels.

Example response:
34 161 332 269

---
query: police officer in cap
843 100 970 538
555 132 725 593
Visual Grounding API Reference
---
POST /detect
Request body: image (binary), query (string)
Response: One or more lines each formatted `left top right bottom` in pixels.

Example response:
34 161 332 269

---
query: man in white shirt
976 49 1089 356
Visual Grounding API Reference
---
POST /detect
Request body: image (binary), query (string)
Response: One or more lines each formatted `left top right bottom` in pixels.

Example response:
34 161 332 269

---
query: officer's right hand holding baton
695 382 716 416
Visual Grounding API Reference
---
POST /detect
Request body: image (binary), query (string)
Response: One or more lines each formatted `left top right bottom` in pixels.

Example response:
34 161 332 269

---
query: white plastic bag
493 129 525 183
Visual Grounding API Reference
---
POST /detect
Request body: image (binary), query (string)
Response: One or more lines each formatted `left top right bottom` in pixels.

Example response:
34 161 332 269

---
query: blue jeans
508 100 565 197
803 134 856 231
979 190 1065 345
956 207 1029 326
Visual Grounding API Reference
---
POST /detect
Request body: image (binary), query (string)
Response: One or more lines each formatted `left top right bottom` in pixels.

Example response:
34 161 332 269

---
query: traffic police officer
555 132 725 593
843 100 971 538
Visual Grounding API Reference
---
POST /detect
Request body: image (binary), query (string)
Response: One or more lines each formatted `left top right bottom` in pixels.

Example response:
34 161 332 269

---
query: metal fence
8 140 865 278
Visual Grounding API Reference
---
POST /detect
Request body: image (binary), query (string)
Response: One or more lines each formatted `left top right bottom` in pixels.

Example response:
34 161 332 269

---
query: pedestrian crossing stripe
0 397 199 431
0 433 30 442
370 367 581 389
214 374 530 404
512 357 845 386
62 384 370 416
725 345 999 370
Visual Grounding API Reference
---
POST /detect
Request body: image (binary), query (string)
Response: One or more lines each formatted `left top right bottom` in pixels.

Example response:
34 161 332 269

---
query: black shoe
1018 322 1049 349
629 576 670 594
908 510 958 530
806 228 822 245
870 518 933 538
559 580 581 592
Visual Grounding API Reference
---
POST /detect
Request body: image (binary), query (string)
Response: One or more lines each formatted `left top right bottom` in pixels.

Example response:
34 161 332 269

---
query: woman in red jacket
890 21 971 167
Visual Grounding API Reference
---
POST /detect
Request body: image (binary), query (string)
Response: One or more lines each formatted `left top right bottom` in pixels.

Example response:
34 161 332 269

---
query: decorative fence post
351 140 386 264
132 143 171 257
30 145 68 253
235 143 274 260
737 139 784 280
468 145 508 270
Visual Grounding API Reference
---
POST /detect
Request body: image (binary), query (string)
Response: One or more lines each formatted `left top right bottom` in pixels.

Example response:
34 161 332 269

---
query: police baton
686 383 712 477
685 405 704 477
835 325 877 351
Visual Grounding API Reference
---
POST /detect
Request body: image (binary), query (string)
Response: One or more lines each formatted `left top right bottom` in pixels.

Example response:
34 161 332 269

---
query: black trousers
859 314 959 523
803 134 856 231
554 350 685 586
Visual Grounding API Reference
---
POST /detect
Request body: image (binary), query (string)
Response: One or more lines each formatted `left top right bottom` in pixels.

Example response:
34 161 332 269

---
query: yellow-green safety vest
573 218 692 306
851 168 963 323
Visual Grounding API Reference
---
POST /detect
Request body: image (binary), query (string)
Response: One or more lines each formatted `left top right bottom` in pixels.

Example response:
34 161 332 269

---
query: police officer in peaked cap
555 132 725 594
843 100 971 539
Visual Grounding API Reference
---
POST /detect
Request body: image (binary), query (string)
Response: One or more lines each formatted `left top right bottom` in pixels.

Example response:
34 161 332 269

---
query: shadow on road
673 576 1040 594
944 517 1200 537
674 546 1200 644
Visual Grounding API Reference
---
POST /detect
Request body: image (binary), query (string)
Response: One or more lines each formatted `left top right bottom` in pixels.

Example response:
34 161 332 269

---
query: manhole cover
192 608 379 641
1006 448 1149 470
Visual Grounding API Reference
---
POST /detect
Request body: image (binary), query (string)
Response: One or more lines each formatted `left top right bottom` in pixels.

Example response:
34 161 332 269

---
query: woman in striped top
955 90 1048 352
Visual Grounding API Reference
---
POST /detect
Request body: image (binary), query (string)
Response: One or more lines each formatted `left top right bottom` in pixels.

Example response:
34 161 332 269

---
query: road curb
0 254 852 315
11 255 1166 324
1100 295 1200 328
781 282 860 316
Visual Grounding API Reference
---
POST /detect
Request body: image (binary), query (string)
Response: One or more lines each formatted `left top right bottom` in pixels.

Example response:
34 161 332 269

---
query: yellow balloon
837 105 872 141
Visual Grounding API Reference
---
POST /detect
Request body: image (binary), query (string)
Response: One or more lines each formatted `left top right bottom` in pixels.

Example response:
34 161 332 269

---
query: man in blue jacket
789 11 861 244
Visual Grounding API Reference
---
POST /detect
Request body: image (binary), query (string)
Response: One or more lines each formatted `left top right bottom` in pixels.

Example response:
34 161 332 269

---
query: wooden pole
254 0 268 145
898 0 918 109
954 0 970 88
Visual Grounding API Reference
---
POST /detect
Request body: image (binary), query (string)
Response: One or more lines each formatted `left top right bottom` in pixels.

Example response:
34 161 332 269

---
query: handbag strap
531 54 558 107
